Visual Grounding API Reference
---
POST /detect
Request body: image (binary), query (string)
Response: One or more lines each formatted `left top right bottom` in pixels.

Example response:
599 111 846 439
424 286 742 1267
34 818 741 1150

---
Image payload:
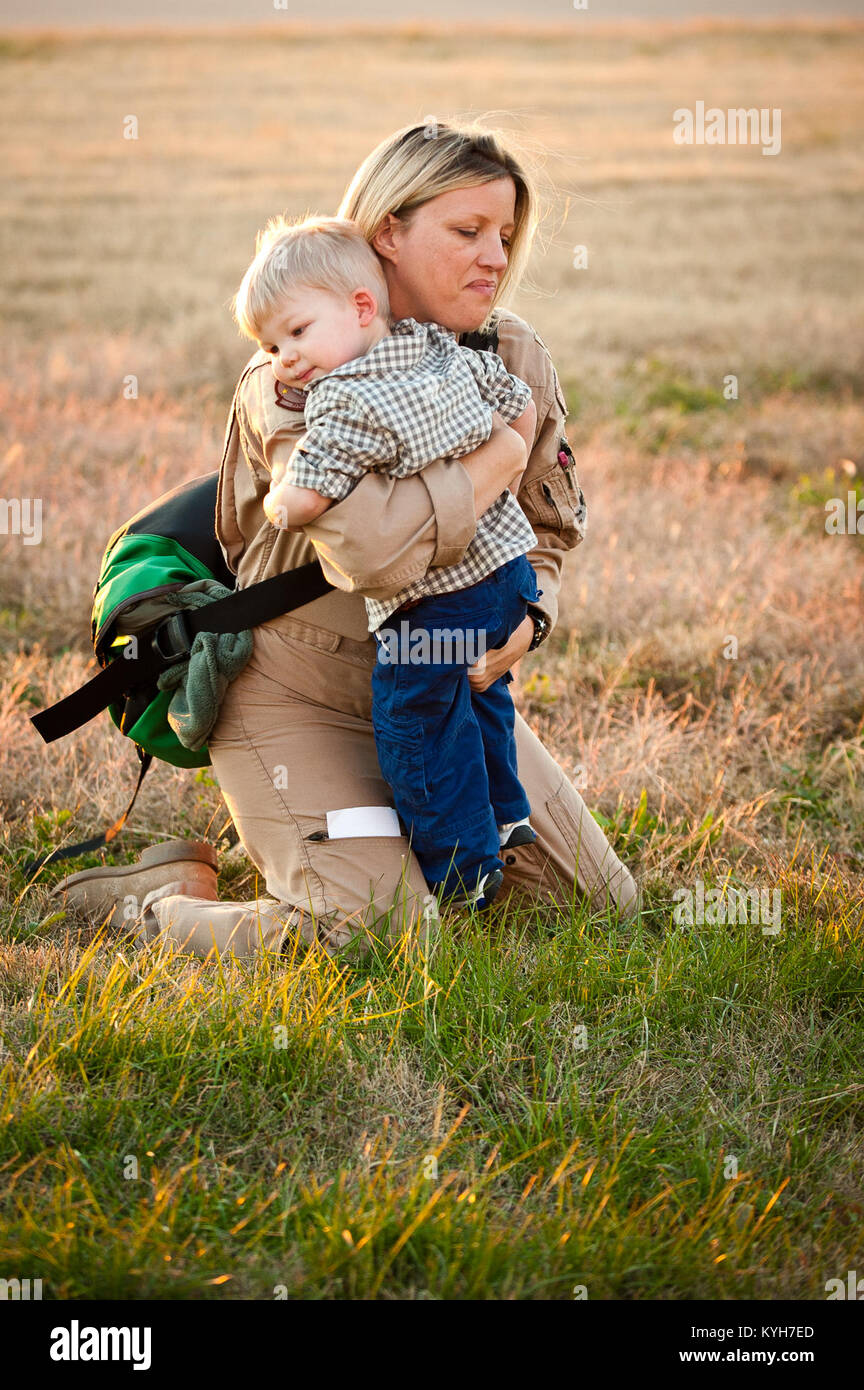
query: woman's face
374 177 517 335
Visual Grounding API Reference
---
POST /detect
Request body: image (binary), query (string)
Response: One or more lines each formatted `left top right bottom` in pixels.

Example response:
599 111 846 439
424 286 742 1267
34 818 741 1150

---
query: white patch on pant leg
326 806 402 839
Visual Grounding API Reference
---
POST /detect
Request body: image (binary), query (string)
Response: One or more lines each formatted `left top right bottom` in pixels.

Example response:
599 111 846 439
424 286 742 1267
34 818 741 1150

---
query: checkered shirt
283 317 537 632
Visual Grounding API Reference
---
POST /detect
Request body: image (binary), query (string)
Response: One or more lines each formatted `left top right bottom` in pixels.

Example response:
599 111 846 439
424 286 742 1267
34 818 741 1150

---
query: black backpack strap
460 321 500 354
31 559 333 746
22 749 153 880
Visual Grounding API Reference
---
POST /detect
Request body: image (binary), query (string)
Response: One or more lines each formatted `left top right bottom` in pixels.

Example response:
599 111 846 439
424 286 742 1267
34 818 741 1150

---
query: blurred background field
1 18 863 1300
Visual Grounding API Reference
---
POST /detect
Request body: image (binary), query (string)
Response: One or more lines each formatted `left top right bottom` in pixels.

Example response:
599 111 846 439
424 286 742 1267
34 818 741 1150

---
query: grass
3 898 862 1299
1 18 864 1299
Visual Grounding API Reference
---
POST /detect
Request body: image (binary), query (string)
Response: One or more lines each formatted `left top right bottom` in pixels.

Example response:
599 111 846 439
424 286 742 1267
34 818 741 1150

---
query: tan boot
50 840 219 929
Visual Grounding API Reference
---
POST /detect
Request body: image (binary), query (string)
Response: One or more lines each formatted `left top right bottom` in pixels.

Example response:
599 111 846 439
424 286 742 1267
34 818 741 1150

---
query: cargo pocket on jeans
372 709 429 812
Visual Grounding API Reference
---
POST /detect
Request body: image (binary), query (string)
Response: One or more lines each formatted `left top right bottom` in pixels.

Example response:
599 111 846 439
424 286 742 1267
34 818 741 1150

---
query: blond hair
338 119 541 318
233 215 390 340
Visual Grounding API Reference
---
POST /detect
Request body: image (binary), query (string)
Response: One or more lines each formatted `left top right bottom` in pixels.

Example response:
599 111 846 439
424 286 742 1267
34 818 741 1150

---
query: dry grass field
1 20 863 1301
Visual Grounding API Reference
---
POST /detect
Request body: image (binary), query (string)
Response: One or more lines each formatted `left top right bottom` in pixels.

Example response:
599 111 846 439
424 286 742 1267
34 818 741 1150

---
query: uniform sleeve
461 346 533 425
282 393 398 502
241 363 309 485
495 313 587 634
302 459 477 599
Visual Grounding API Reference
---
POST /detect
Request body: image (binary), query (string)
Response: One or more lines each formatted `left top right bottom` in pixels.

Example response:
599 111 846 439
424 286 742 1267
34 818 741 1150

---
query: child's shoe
444 866 505 911
498 817 536 851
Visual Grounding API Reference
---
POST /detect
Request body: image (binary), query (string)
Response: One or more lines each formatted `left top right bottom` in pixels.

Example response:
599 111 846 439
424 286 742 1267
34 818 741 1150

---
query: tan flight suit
141 310 638 957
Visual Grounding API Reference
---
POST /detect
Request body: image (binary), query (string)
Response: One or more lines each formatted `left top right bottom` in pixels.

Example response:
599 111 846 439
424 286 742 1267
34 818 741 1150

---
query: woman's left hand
467 615 534 693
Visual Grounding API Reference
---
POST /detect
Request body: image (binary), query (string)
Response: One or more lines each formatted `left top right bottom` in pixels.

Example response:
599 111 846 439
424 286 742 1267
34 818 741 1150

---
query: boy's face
256 285 379 389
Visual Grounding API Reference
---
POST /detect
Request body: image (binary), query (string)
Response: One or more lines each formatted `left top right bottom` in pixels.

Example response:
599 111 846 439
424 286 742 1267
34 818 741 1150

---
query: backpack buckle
152 611 193 665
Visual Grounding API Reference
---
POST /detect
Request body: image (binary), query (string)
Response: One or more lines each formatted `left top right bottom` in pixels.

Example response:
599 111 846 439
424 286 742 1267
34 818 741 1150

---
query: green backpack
92 472 232 769
30 471 332 869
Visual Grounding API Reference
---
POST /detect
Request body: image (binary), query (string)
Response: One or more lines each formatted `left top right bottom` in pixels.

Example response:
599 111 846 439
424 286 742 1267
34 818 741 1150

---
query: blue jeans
371 554 541 896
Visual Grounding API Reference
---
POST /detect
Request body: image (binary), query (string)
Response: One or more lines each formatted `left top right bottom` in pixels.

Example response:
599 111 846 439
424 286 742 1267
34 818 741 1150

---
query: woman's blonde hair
233 214 390 341
338 119 540 318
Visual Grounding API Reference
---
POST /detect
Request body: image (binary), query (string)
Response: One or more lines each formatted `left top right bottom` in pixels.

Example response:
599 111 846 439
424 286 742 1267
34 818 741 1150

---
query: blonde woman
59 121 639 955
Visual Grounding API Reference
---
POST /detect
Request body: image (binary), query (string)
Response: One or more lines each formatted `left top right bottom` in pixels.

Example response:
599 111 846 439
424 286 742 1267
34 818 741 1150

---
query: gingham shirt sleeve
459 347 533 425
281 389 397 502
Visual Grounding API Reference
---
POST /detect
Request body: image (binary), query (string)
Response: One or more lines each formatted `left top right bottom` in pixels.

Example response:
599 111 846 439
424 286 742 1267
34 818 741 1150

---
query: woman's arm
496 312 586 635
303 419 525 598
467 315 587 692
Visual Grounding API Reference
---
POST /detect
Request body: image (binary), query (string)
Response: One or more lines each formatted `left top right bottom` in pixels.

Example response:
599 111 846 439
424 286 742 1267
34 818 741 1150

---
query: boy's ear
352 288 379 326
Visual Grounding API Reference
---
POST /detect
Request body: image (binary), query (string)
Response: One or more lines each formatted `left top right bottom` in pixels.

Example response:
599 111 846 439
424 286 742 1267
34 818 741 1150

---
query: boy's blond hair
233 215 390 341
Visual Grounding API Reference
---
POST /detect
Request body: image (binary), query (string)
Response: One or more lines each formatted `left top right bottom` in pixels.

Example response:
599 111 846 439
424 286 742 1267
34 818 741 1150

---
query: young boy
233 215 542 908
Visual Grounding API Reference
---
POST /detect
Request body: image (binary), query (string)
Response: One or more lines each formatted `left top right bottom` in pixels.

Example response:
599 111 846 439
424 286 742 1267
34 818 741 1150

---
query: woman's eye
457 227 511 250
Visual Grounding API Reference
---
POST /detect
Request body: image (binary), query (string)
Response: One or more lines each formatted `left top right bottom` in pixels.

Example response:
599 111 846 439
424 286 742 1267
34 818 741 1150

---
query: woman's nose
477 235 509 271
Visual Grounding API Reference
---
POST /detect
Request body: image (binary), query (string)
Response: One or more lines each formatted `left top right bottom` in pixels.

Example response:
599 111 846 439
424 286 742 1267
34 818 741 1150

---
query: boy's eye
264 345 278 355
291 324 308 337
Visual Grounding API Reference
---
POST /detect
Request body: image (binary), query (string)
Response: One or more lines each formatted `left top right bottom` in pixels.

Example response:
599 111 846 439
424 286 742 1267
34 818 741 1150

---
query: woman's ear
372 213 400 265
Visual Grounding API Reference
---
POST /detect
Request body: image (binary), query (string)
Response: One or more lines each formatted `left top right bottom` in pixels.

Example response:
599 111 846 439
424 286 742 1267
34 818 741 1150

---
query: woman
61 121 638 956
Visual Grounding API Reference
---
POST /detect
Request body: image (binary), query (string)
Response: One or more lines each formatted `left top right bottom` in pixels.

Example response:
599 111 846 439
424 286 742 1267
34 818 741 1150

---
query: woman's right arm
302 419 525 598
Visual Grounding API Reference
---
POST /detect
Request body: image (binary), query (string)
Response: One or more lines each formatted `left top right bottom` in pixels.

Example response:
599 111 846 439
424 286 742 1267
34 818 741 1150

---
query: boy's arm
263 388 397 531
264 481 332 530
462 344 533 426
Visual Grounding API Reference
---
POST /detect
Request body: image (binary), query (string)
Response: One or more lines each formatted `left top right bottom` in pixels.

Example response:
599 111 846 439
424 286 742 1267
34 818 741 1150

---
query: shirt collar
306 318 458 390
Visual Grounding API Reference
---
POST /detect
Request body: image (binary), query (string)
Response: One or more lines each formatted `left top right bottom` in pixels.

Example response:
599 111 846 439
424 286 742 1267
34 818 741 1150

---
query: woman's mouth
466 280 497 297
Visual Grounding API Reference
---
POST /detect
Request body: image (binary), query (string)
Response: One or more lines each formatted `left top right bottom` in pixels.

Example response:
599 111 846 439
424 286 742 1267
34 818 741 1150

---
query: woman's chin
447 306 492 336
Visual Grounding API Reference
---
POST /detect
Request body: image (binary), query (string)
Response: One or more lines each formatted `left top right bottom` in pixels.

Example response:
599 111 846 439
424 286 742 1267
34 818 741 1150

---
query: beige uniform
143 310 637 957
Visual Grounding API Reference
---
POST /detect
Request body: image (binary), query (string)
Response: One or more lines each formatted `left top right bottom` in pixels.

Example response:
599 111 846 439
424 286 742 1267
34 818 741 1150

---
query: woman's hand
467 614 534 693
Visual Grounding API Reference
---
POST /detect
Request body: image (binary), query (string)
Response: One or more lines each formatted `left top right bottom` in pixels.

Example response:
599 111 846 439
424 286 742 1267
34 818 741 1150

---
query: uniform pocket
522 466 587 549
372 708 429 811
